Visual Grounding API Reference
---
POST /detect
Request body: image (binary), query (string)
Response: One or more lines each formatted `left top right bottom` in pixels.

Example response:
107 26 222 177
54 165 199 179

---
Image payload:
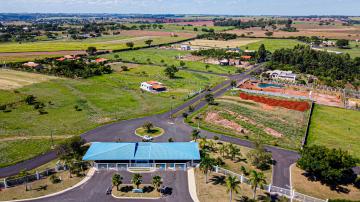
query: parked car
142 135 153 141
106 186 112 195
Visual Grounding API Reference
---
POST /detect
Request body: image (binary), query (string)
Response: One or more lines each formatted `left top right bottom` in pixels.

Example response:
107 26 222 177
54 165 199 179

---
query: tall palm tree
199 137 208 150
112 173 123 191
152 176 162 192
226 175 241 202
191 129 200 142
132 174 143 189
219 144 228 157
199 156 215 183
248 170 267 200
228 144 241 161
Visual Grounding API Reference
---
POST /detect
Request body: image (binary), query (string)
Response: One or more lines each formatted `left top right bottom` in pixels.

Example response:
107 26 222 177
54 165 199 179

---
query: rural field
188 38 261 49
104 48 240 74
239 38 305 52
0 65 225 167
187 91 311 150
307 104 360 159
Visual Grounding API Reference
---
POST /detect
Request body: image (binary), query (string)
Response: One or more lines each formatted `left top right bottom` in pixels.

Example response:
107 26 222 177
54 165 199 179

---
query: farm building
23 62 43 70
219 59 230 66
181 44 191 51
267 70 297 82
140 81 167 93
83 142 201 171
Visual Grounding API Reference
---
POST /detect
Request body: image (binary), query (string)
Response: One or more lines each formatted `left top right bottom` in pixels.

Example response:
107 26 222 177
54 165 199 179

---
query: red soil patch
205 112 246 133
239 93 310 112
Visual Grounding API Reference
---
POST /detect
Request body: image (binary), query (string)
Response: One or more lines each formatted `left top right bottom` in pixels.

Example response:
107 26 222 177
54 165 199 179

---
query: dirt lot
227 25 360 40
188 38 261 48
239 81 342 107
0 69 57 90
118 30 196 38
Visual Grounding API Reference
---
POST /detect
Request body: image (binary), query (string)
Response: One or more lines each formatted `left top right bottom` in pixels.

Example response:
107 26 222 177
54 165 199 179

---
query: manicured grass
104 48 239 74
0 35 188 53
187 93 310 150
135 127 164 137
240 38 305 52
0 169 86 201
308 105 360 159
327 41 360 58
0 66 225 167
112 184 160 198
291 165 360 200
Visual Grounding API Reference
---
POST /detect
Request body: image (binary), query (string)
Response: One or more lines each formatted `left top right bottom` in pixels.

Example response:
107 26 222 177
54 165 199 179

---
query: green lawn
104 48 239 74
0 35 188 53
327 41 360 58
240 38 305 52
0 65 225 167
308 105 360 159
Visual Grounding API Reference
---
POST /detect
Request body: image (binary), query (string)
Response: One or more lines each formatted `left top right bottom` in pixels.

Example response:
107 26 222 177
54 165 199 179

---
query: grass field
0 35 188 53
327 41 360 58
239 38 305 52
0 66 225 167
0 54 65 63
308 105 360 159
190 38 261 48
104 48 239 74
0 69 57 90
187 92 310 150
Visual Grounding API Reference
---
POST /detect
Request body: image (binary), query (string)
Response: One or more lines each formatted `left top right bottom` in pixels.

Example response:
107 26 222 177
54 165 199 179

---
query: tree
256 44 267 63
249 170 267 200
191 129 201 141
264 31 273 37
112 173 123 191
145 39 153 47
230 80 237 88
132 173 142 189
226 175 241 202
200 156 216 183
19 169 30 191
228 144 241 161
179 61 186 67
121 66 129 71
205 93 215 105
86 46 97 55
246 142 272 170
142 121 153 133
297 145 358 186
336 39 349 48
152 176 162 192
164 65 179 79
126 42 134 49
25 95 36 105
219 144 228 158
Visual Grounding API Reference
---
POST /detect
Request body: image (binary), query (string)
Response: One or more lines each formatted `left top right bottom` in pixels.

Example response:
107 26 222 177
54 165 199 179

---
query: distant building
241 55 252 60
244 50 256 53
321 40 336 47
181 44 191 51
219 59 230 66
267 70 297 82
95 58 108 63
140 81 167 93
23 62 43 70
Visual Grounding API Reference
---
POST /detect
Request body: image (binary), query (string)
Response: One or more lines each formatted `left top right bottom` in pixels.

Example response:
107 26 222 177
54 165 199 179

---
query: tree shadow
209 175 225 185
120 185 134 193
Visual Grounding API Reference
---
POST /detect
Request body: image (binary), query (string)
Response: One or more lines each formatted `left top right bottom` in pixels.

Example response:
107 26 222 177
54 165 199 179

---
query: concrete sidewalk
187 168 200 202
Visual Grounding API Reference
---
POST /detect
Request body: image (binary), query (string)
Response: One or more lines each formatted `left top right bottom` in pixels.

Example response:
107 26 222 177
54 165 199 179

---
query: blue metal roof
82 142 200 161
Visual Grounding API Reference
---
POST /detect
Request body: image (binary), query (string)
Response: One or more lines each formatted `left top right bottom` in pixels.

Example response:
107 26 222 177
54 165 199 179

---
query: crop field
187 92 310 150
0 66 225 167
308 105 360 159
239 38 305 52
0 35 189 53
189 38 261 48
104 48 239 74
0 69 57 90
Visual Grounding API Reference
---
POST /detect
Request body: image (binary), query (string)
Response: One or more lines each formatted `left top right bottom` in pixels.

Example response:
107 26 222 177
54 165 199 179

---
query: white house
181 44 191 51
267 70 297 82
140 81 167 93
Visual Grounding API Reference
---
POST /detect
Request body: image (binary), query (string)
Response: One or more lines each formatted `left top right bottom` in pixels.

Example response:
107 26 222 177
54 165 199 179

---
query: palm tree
132 174 143 189
228 144 241 161
219 144 228 157
152 176 162 192
112 173 123 191
199 137 208 150
142 121 153 133
199 156 215 183
226 175 241 202
248 170 267 200
207 140 216 152
191 129 200 142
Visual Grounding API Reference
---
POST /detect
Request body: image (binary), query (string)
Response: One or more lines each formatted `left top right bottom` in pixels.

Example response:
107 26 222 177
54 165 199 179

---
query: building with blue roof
83 142 201 171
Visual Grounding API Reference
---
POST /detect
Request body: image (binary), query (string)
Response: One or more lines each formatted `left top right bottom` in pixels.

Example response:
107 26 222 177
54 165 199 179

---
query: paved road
0 64 299 189
31 171 192 202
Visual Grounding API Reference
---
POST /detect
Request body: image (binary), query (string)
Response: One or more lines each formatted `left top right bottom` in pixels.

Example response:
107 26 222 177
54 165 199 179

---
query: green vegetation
327 41 360 58
308 105 360 159
240 38 305 52
187 93 310 150
135 127 164 137
104 48 239 74
0 65 225 167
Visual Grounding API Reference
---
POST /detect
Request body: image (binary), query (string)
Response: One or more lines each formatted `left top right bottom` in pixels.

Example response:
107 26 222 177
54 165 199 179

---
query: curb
111 193 161 200
1 168 96 202
187 168 200 202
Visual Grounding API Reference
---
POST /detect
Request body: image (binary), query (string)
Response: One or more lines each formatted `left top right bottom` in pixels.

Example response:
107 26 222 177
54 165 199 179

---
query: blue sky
0 0 359 16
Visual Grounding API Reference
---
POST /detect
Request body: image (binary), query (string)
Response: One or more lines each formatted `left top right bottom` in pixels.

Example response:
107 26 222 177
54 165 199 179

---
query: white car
143 135 153 141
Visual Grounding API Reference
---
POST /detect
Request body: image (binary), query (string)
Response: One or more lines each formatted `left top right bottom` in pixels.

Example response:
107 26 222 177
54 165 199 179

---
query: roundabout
135 126 165 138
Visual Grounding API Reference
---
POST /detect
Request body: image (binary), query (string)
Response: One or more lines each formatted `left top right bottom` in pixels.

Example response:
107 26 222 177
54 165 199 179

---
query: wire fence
214 166 327 202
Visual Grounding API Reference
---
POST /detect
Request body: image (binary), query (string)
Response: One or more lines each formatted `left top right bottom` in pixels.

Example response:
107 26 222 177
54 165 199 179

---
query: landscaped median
112 184 161 199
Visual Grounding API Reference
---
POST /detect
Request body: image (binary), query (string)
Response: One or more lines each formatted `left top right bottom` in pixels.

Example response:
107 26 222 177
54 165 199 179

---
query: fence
214 166 327 202
0 165 65 189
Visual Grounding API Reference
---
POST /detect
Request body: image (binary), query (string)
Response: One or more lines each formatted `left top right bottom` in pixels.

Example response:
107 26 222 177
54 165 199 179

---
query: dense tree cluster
50 60 113 78
192 49 242 59
297 145 358 187
214 18 291 29
267 45 360 87
196 32 237 40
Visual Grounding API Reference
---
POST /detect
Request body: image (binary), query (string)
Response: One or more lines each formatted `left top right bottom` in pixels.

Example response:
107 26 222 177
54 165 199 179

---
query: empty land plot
189 38 261 49
187 93 310 150
104 48 239 74
239 38 305 52
0 69 57 90
308 105 360 159
0 65 225 167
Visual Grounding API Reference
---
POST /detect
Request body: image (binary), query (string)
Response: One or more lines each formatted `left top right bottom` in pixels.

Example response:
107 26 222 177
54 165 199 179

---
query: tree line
214 18 292 29
196 32 237 41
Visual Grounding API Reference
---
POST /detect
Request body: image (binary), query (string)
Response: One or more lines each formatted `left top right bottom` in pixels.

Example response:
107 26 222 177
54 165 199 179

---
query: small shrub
182 112 188 118
25 95 36 105
38 109 48 115
188 105 194 112
50 174 61 184
168 138 174 142
74 105 82 111
121 66 129 71
213 136 219 140
0 105 6 111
